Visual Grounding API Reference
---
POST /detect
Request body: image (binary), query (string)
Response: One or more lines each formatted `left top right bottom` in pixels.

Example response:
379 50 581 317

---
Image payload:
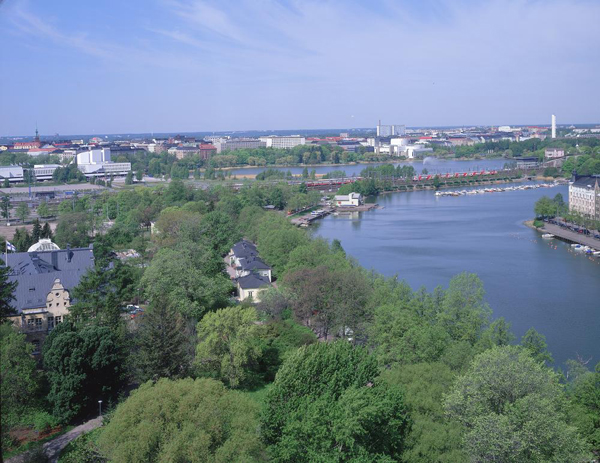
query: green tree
37 201 50 219
41 222 53 239
98 378 265 463
43 322 126 423
521 327 553 364
569 362 600 454
140 247 233 320
2 178 8 188
444 346 589 462
262 341 410 461
16 202 29 223
1 324 40 450
534 195 558 218
135 303 193 382
135 169 143 181
125 171 134 185
54 212 92 248
381 362 466 463
1 195 9 223
196 306 262 388
31 218 42 243
437 272 491 345
0 265 17 318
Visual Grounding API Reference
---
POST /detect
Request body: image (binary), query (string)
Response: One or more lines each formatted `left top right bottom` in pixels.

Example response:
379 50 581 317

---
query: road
541 222 600 249
5 416 103 463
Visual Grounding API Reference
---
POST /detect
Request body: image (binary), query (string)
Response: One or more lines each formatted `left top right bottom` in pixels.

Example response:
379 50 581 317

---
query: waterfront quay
536 222 600 249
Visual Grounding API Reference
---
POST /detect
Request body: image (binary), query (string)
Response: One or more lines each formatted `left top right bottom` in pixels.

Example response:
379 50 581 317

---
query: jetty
535 222 600 250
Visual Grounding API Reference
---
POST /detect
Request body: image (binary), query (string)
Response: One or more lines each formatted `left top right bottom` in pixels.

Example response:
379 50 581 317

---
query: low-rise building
4 242 95 354
334 192 362 207
76 148 131 177
214 139 266 153
545 148 565 159
569 174 600 219
236 273 271 302
168 144 216 160
259 136 306 149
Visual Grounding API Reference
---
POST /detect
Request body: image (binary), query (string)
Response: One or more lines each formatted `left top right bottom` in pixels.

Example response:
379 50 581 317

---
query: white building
552 114 557 139
215 139 266 153
33 164 61 180
569 175 600 219
76 148 131 177
334 192 362 207
377 122 406 137
259 135 306 149
0 165 24 183
545 148 565 159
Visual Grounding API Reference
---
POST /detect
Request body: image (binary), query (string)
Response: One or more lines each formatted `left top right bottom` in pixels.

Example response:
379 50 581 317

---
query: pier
536 223 600 250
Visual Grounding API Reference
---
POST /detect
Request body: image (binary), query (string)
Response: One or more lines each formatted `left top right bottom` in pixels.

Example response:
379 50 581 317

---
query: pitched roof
237 273 271 289
572 175 600 188
238 256 271 271
4 246 95 313
231 240 258 259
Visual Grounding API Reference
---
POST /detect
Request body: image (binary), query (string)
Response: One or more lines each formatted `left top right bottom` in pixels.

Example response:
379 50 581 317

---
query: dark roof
231 240 258 259
572 176 600 188
4 247 95 313
237 273 271 289
238 256 271 271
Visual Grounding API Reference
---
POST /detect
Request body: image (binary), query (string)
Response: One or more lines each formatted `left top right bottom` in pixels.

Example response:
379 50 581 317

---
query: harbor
290 203 379 227
534 221 600 254
434 182 561 197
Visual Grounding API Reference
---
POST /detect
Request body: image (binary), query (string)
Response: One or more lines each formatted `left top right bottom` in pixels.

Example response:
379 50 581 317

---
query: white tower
551 114 556 139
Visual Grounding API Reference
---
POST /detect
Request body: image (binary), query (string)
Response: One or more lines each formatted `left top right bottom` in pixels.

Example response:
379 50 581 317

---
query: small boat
593 251 600 256
541 234 554 239
571 244 580 248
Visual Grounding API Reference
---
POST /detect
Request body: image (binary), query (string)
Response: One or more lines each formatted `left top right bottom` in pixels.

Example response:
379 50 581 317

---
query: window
48 316 55 330
55 293 59 297
35 318 42 329
55 316 62 324
32 340 40 354
27 318 34 327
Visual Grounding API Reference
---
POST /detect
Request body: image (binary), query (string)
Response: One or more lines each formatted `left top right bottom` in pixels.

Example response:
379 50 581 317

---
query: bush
26 411 59 433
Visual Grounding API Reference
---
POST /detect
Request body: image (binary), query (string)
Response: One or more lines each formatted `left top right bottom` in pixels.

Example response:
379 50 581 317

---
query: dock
290 203 379 226
536 223 600 249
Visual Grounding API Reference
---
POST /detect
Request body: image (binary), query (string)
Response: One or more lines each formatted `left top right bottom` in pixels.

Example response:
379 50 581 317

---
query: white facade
33 164 61 180
545 148 565 159
259 136 306 149
334 192 362 207
76 148 131 177
0 165 24 183
377 123 406 137
569 177 599 219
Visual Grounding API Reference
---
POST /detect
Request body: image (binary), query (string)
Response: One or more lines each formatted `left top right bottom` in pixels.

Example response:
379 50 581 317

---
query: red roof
199 144 216 150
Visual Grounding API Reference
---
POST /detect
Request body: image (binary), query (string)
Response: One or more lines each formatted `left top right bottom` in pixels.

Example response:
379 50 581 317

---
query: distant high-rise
377 120 405 137
551 114 556 139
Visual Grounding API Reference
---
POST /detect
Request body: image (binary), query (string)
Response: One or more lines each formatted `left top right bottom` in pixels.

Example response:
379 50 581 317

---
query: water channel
312 182 600 368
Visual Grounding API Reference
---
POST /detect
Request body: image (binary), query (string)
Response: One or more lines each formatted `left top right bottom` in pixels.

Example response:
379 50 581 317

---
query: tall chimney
51 251 58 270
67 244 72 263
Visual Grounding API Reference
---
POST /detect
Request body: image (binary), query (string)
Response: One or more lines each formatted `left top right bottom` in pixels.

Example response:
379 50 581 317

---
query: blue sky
1 0 599 136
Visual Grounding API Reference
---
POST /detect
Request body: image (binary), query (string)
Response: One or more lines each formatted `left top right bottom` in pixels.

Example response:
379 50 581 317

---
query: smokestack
67 244 72 263
51 251 58 270
551 114 556 139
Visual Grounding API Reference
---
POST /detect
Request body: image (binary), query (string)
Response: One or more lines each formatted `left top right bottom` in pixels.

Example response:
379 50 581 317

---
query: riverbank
526 220 600 250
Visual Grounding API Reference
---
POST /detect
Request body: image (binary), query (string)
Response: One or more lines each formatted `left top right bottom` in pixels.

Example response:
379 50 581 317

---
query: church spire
35 123 39 142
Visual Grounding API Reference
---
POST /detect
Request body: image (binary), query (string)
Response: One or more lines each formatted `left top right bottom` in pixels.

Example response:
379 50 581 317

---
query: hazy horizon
1 0 599 136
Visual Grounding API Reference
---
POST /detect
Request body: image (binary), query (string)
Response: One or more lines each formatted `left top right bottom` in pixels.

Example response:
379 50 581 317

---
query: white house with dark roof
569 174 600 220
236 273 271 302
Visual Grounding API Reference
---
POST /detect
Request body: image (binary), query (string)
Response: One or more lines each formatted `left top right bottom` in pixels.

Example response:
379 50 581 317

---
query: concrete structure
334 192 362 207
545 148 565 159
214 139 266 153
76 148 131 177
516 157 540 169
4 244 95 354
552 114 557 139
259 135 306 149
569 174 600 220
0 165 24 183
377 121 405 137
168 144 216 160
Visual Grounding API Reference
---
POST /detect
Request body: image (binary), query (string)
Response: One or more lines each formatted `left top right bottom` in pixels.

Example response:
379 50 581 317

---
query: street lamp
98 400 103 417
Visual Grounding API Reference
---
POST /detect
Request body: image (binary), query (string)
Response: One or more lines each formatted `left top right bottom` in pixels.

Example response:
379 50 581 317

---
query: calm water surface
228 158 508 177
313 183 600 367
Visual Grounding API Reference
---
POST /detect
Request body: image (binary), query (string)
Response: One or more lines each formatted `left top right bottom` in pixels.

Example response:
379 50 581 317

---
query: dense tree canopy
262 341 410 461
444 346 590 462
98 378 265 463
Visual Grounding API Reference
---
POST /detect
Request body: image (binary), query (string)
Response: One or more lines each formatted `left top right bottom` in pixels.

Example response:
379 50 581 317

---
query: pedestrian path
6 416 103 463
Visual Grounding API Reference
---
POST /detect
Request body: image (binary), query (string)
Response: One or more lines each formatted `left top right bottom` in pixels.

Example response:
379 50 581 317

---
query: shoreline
205 155 506 172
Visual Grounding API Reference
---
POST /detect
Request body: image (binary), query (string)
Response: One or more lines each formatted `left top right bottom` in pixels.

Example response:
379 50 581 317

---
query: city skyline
1 0 600 135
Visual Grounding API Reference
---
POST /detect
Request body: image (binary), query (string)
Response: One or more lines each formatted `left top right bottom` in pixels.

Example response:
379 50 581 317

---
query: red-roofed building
14 141 42 150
